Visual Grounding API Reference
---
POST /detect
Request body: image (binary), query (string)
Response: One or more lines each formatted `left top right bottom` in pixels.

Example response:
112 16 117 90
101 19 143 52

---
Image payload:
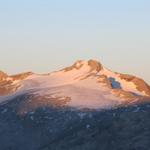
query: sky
0 0 150 83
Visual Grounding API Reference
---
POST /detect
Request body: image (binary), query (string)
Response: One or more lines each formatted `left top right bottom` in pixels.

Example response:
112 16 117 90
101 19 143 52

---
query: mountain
0 60 150 109
0 59 150 110
0 59 150 150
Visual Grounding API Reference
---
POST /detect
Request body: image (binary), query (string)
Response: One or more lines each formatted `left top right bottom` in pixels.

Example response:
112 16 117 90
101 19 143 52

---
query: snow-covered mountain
0 60 150 112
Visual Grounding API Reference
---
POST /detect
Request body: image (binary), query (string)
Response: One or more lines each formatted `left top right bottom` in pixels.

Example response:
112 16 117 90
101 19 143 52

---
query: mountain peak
63 59 103 72
87 59 103 72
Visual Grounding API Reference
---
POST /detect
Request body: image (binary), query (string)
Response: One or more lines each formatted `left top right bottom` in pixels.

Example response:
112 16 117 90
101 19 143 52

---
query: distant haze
0 0 150 83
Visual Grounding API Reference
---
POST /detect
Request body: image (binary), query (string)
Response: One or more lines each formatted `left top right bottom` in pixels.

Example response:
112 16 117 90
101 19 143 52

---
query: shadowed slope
0 94 150 150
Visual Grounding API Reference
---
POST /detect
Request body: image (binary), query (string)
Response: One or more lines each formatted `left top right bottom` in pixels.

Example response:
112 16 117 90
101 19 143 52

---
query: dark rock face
88 59 103 72
63 60 85 72
98 75 112 88
111 89 138 100
11 72 33 80
0 71 8 81
0 95 150 150
119 74 150 96
0 72 34 96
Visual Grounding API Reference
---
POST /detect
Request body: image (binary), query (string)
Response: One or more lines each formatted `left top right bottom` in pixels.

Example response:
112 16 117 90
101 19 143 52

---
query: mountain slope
0 60 150 150
0 95 150 150
0 60 150 111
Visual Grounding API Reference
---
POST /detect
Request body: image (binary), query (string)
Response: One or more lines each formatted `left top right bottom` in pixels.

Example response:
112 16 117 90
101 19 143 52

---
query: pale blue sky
0 0 150 83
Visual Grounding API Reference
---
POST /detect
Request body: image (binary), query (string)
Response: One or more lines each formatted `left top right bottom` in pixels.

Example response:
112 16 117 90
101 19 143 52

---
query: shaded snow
101 67 146 96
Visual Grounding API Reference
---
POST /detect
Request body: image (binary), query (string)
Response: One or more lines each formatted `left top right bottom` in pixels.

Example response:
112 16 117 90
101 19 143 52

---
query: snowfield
0 59 150 110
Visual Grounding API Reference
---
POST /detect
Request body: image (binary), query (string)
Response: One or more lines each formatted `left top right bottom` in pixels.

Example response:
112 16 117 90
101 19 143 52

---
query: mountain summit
62 59 103 72
0 60 150 111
